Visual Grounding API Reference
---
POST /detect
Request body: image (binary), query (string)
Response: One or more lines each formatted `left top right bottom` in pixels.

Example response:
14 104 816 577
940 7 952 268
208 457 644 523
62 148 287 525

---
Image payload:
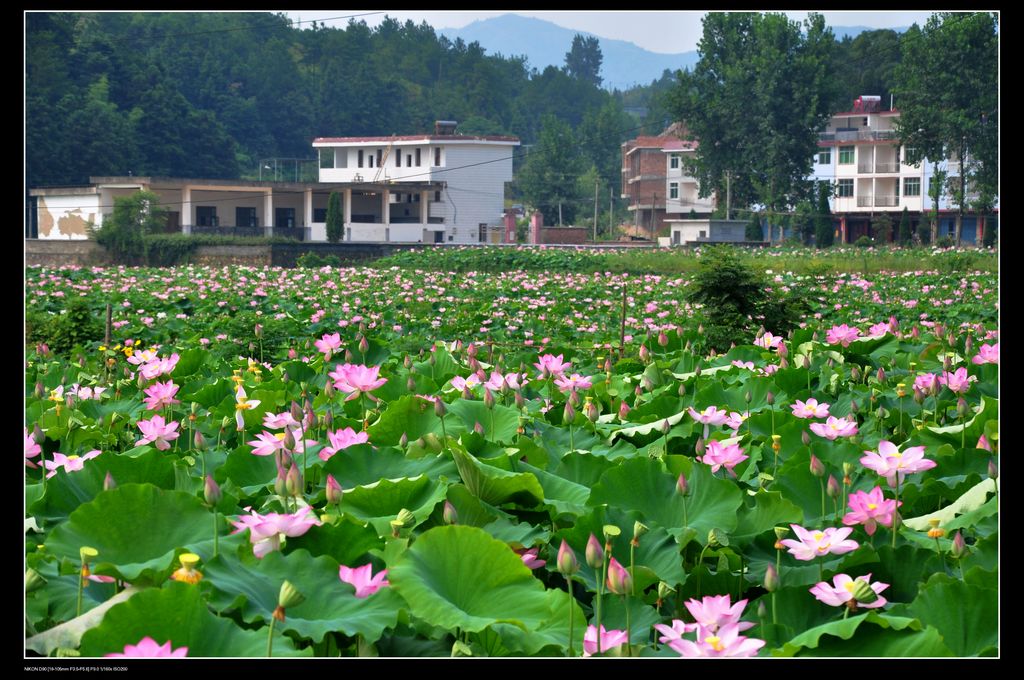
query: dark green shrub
815 181 834 248
982 220 996 248
40 298 105 356
936 236 955 248
326 192 343 243
898 207 912 246
92 190 167 264
745 213 763 241
297 252 342 268
854 235 873 248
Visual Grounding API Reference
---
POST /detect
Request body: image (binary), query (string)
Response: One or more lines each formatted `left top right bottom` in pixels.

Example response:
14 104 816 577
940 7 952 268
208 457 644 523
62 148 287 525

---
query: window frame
838 146 855 165
836 178 854 197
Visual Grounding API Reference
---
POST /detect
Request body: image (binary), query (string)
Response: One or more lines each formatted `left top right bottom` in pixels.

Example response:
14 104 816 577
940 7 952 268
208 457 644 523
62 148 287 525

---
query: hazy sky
280 10 940 54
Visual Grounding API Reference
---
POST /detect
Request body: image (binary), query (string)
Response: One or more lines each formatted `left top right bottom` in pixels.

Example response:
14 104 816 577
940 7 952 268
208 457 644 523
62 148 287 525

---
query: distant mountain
439 14 698 91
439 15 909 91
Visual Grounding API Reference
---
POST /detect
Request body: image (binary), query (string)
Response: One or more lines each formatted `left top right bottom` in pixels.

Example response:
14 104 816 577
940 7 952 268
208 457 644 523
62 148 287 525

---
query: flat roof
31 177 445 195
313 134 519 145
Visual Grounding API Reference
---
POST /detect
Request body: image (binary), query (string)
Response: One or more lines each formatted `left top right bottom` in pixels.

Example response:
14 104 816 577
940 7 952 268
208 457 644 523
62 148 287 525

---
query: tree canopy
564 34 603 88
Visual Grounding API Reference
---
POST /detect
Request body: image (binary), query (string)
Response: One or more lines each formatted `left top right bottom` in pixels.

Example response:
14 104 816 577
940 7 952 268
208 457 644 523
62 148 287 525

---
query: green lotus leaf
46 484 214 582
903 478 996 531
337 474 447 536
30 448 176 523
285 515 383 565
222 444 277 495
517 461 591 517
898 570 998 656
447 399 522 443
323 445 455 488
367 394 442 446
203 549 402 644
78 581 309 657
450 441 544 508
732 490 805 546
772 611 953 657
588 456 742 542
387 525 552 634
490 587 588 656
170 348 209 377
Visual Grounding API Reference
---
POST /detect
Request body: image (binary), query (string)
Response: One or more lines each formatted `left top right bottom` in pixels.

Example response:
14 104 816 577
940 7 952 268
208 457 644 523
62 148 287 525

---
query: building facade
812 96 996 244
313 122 519 244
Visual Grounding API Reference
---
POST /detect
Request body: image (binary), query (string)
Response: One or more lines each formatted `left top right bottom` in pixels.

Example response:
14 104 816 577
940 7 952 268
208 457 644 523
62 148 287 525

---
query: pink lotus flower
45 450 102 478
684 594 755 633
972 343 998 365
653 619 698 645
338 563 389 598
809 416 859 440
143 380 180 411
554 373 593 393
780 525 859 561
329 363 387 401
136 415 180 451
502 372 527 390
698 439 748 476
731 360 755 371
483 371 508 391
687 405 730 426
126 347 159 366
842 486 899 536
724 411 749 431
826 324 862 347
319 427 370 461
247 430 288 457
230 506 321 558
668 622 765 658
105 636 188 658
139 353 180 380
754 332 782 350
809 573 889 609
25 427 41 468
534 353 571 379
450 374 481 392
582 625 629 657
315 332 343 359
860 441 937 487
869 322 892 337
938 367 977 394
263 410 300 430
914 373 940 396
791 398 831 419
515 547 546 570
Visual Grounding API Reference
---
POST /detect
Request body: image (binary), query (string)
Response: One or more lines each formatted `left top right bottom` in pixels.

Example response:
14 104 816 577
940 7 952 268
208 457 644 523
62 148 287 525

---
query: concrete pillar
181 186 192 235
420 190 428 225
263 190 273 237
504 212 517 243
530 211 543 244
343 188 352 241
382 189 390 243
303 188 313 227
840 215 847 244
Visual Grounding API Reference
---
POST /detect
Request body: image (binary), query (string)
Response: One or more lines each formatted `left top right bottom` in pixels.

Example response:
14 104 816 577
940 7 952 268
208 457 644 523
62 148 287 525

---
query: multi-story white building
313 121 520 244
812 96 996 244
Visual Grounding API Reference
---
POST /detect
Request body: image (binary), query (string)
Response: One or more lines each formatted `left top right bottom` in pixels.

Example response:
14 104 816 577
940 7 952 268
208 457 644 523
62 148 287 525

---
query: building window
367 154 375 168
235 207 258 227
434 147 442 166
396 152 401 167
904 147 920 165
376 149 383 167
669 182 679 199
670 155 680 169
416 148 422 167
837 179 854 197
434 191 442 202
839 146 855 165
818 149 831 165
319 148 334 169
407 154 412 167
357 150 364 168
196 206 217 227
313 208 327 222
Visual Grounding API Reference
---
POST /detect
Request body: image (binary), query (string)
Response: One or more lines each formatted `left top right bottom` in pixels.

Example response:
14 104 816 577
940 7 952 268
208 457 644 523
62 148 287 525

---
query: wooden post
104 303 112 346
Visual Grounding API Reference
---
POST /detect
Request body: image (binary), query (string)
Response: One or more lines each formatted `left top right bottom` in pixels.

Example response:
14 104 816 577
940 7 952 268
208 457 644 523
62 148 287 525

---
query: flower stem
565 574 575 657
76 569 85 618
568 423 574 452
266 617 276 657
892 477 901 550
820 477 826 520
596 554 608 656
213 510 219 559
843 606 850 620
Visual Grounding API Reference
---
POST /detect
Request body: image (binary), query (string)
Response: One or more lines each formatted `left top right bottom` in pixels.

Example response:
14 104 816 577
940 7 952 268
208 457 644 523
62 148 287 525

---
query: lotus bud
398 432 409 449
323 381 335 399
618 400 631 420
322 474 343 506
403 355 412 369
941 355 951 372
707 528 726 548
764 563 780 592
842 462 855 485
850 399 859 413
322 410 333 429
956 398 969 418
442 500 458 526
514 390 525 409
358 335 369 355
694 365 702 377
33 424 45 445
634 384 643 398
563 401 576 425
274 463 289 497
606 557 632 595
406 376 416 392
913 386 925 404
964 336 973 354
422 433 442 453
33 381 45 399
779 357 789 370
911 326 920 340
676 473 689 496
25 568 46 593
639 344 651 363
585 533 604 569
876 367 886 383
451 640 473 657
431 397 447 419
462 386 474 400
584 397 599 423
658 330 669 347
826 474 840 499
556 539 579 575
757 601 768 619
343 349 353 363
484 387 495 410
988 458 998 481
766 391 775 406
282 428 296 452
850 579 878 605
801 430 811 447
778 341 788 359
473 421 486 436
467 343 478 359
678 383 687 397
285 464 303 497
809 454 825 478
694 437 705 456
850 365 861 382
951 531 967 559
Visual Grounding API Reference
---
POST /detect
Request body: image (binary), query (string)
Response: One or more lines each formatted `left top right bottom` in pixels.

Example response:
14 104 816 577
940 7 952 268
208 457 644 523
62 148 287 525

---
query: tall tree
667 12 839 244
517 115 581 225
893 13 998 246
564 34 603 88
815 181 834 248
325 191 343 243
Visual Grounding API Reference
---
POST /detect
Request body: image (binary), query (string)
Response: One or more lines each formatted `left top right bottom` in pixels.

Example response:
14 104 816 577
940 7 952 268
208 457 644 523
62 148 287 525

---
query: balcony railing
819 130 898 143
875 196 899 207
858 164 873 173
875 162 899 174
856 196 873 207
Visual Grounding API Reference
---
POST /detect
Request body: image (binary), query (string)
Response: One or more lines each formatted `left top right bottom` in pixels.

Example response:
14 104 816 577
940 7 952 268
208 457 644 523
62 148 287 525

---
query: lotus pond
24 260 998 658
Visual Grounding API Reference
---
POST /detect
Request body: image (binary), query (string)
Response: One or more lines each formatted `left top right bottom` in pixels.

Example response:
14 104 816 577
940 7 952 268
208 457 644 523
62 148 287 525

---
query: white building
663 138 716 219
313 121 520 244
811 96 997 244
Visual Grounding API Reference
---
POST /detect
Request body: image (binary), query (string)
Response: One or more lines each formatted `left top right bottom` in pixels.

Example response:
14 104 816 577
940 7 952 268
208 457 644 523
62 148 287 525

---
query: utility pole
609 187 613 237
558 202 563 227
593 180 599 242
726 171 731 221
651 193 658 240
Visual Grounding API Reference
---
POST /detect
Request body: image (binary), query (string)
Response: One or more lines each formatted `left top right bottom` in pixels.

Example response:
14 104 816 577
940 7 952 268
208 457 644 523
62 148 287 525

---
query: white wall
36 193 101 239
440 144 514 244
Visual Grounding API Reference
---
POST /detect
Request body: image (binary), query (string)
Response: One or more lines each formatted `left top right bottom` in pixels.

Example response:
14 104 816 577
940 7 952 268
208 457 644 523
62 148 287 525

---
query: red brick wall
539 227 587 244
